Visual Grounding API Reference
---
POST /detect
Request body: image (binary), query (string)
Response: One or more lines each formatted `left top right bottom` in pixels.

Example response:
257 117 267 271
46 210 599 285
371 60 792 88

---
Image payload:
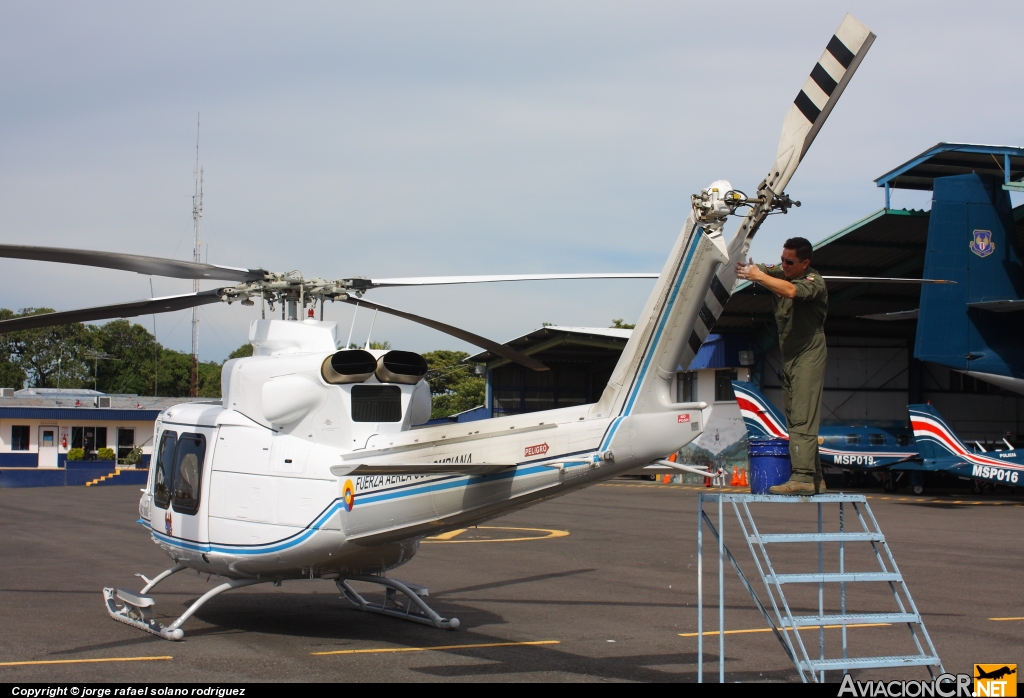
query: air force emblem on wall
970 229 995 258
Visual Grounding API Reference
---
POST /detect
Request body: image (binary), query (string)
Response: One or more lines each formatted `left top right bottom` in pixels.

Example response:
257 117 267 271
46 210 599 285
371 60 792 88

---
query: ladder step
805 655 942 670
775 572 902 584
789 612 919 627
752 532 883 543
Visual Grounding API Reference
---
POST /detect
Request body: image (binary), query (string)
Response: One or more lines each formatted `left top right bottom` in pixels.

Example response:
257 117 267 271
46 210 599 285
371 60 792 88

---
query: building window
117 428 136 460
71 426 108 457
11 425 29 451
868 434 887 446
714 369 738 402
677 372 698 403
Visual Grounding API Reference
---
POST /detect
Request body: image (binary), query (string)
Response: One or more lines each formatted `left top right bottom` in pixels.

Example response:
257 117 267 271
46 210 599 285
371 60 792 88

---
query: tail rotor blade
726 13 875 272
340 296 548 372
766 13 875 195
0 290 225 333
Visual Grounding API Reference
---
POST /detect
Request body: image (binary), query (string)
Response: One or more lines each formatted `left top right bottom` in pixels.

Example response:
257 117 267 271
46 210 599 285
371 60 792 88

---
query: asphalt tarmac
1 481 1021 683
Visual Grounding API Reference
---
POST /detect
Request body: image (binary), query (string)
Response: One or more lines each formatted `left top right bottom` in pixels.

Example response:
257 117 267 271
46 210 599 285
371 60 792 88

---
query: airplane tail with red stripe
908 404 969 460
732 381 788 439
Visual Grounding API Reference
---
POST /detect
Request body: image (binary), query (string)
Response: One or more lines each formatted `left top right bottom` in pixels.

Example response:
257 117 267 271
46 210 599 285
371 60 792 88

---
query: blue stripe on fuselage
598 226 703 452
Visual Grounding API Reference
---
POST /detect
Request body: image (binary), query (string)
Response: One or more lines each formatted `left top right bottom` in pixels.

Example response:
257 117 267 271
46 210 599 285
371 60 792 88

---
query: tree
422 350 485 419
0 308 91 388
228 343 253 359
610 318 635 329
88 319 160 395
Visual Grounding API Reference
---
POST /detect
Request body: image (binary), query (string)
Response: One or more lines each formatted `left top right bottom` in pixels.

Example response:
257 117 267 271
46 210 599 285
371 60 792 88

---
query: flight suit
757 264 828 485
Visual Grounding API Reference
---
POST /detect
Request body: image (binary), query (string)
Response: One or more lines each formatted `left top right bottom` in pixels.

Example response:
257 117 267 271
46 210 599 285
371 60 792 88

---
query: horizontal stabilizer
333 463 514 477
967 299 1024 312
859 309 919 321
823 276 955 284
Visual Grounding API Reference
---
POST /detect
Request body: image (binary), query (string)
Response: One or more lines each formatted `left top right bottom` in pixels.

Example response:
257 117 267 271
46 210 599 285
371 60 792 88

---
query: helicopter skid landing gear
339 575 459 630
104 577 266 641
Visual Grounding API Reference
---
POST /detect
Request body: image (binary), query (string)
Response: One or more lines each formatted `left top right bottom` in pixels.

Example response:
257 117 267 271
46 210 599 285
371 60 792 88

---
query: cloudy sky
2 1 1021 361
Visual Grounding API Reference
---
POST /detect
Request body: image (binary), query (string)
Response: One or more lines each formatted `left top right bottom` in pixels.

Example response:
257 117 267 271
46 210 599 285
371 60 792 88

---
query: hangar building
472 143 1024 466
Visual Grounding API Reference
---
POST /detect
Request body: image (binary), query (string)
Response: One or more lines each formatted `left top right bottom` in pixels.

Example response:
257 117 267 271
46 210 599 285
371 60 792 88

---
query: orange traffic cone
730 466 740 486
663 474 672 484
739 467 749 487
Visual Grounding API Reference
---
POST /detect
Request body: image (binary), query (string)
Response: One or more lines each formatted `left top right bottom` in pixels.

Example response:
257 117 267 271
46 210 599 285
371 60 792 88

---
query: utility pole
190 114 203 397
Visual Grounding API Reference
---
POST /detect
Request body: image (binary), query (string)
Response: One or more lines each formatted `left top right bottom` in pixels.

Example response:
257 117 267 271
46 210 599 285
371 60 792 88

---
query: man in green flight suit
736 237 828 495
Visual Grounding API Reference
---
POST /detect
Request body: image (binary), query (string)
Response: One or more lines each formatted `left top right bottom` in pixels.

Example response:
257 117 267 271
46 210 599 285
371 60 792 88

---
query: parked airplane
732 381 917 470
907 403 1022 493
864 168 1024 396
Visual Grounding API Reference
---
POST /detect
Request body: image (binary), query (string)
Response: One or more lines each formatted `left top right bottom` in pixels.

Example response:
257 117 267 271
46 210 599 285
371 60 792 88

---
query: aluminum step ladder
697 492 943 683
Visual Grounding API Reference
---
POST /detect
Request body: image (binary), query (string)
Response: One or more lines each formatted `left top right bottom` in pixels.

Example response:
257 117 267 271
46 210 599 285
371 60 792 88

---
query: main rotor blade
0 244 266 282
0 290 224 333
362 273 659 289
821 276 956 284
340 296 548 372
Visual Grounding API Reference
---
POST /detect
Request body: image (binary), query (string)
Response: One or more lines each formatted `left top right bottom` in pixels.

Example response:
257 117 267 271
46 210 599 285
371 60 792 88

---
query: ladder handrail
697 492 944 683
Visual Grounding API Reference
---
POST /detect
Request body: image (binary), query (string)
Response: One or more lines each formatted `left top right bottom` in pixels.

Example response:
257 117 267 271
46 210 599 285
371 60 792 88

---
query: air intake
375 351 428 385
95 396 111 408
322 349 377 385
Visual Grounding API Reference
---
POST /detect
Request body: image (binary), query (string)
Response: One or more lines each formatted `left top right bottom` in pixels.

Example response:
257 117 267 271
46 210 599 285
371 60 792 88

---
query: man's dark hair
783 237 813 261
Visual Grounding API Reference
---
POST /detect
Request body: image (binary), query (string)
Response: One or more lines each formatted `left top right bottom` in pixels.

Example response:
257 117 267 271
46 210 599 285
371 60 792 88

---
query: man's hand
735 257 760 282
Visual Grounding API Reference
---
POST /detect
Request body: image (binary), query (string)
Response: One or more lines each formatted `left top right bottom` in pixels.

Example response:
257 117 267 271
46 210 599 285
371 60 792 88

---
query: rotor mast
190 114 203 398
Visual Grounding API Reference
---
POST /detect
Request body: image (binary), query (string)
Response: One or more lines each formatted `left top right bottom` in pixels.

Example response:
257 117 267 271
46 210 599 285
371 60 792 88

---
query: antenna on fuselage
345 303 359 349
364 309 378 350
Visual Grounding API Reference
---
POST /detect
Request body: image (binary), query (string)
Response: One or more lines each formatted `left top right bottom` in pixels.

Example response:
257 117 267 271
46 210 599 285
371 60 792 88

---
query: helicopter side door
153 428 214 544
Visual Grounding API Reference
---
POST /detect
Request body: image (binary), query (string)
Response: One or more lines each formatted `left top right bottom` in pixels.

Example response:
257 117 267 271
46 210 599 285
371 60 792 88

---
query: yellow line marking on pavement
679 623 890 637
990 617 1024 621
0 656 172 667
313 640 559 656
429 528 468 541
423 526 568 543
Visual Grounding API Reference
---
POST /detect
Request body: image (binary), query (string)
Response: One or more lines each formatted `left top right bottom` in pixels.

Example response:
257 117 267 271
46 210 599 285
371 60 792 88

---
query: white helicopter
0 14 876 640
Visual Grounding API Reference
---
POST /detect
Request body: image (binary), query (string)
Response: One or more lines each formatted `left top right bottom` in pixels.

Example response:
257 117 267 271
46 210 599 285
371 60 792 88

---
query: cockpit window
171 433 206 516
153 430 177 509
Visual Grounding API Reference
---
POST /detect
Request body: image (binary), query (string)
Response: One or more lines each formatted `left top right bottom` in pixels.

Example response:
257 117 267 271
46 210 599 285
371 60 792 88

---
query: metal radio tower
190 114 203 397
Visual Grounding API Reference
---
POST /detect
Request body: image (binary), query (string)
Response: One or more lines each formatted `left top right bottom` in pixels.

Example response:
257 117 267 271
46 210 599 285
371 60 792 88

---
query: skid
339 575 460 629
104 566 266 641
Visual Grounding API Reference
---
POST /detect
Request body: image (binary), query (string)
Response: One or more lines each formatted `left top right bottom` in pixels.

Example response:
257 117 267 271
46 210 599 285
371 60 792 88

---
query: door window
41 430 55 447
117 428 136 460
171 433 206 515
153 431 177 509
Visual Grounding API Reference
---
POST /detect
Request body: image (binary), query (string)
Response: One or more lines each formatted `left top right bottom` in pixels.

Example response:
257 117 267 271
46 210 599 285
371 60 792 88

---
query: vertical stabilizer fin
908 404 969 460
732 381 789 439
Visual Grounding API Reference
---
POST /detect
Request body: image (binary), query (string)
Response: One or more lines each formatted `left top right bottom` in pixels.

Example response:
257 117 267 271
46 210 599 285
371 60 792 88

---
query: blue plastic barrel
747 438 792 494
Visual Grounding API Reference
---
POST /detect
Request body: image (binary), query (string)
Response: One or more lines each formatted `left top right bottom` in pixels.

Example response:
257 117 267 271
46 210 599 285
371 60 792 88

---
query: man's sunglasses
780 257 805 266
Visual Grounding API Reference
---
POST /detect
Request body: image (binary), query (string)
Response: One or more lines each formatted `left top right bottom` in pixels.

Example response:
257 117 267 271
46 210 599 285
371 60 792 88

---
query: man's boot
768 480 816 495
